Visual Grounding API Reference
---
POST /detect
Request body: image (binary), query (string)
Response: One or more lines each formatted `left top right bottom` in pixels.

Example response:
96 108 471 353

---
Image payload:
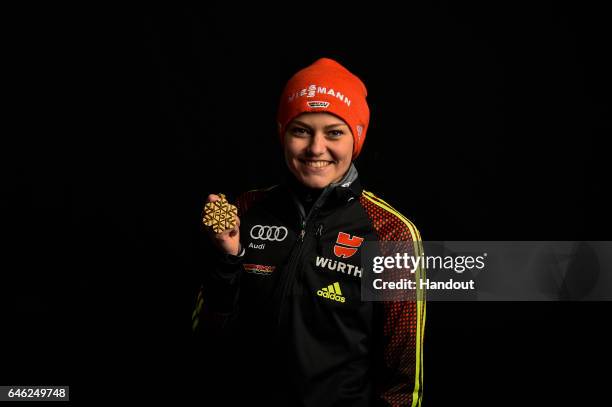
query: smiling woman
284 113 354 189
194 58 425 407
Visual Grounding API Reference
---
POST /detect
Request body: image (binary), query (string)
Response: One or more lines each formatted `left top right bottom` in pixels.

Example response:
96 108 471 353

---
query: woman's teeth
303 160 331 168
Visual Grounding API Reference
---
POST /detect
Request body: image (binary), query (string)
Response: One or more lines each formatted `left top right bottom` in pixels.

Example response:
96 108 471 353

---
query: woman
193 58 425 406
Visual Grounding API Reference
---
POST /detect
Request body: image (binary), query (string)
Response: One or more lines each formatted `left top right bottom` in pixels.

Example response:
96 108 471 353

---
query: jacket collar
333 163 362 199
282 163 363 220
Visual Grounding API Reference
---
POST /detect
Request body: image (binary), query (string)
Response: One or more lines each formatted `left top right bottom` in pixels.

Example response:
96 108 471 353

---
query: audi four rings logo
250 225 288 241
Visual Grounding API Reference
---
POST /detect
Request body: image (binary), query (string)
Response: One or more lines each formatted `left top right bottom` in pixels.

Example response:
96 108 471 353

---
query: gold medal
202 193 238 233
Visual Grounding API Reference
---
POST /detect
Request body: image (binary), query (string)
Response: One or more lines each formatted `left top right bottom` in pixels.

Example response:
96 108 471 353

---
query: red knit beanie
277 58 370 159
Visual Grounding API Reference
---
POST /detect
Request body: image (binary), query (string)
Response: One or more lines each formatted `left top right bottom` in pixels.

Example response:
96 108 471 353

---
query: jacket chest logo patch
249 225 288 242
317 282 346 303
333 232 364 258
315 256 363 278
244 263 276 275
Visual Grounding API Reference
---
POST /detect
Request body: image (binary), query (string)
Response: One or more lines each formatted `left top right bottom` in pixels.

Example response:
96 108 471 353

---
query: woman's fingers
206 193 220 203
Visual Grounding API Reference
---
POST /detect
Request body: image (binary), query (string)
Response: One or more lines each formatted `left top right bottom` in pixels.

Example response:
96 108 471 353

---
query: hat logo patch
288 84 351 107
307 101 330 108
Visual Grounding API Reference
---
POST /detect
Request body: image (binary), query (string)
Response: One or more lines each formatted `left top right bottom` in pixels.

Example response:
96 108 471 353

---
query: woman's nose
307 132 327 156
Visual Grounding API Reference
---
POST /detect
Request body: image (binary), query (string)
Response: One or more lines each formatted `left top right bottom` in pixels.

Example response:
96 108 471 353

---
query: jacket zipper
275 206 320 329
275 181 339 329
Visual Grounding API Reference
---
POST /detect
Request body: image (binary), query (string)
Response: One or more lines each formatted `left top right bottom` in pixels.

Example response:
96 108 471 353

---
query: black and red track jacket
193 164 425 406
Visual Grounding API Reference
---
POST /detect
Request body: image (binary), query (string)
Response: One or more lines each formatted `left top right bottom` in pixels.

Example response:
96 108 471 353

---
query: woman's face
284 112 354 189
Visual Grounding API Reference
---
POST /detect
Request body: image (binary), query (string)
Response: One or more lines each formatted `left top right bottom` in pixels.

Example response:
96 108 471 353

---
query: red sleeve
360 191 426 407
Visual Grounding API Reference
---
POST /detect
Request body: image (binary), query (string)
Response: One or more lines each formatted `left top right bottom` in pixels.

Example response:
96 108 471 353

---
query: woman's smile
299 159 335 169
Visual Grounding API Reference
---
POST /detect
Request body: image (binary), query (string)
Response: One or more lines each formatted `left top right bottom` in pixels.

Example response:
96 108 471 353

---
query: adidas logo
317 282 346 303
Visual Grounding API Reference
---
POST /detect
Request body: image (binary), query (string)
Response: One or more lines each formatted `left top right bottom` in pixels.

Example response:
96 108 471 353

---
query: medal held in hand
202 193 238 233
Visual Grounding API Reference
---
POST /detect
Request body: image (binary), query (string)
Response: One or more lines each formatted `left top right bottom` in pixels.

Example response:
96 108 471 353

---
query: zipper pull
299 220 306 241
316 223 323 237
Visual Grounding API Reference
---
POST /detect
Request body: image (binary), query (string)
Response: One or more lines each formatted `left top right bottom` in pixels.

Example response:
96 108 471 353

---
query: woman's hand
204 194 242 256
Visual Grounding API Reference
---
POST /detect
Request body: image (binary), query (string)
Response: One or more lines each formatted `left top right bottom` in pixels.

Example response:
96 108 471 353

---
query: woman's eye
328 130 344 137
291 127 308 136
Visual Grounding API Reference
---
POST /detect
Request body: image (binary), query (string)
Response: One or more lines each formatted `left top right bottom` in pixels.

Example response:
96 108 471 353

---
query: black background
4 2 611 405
